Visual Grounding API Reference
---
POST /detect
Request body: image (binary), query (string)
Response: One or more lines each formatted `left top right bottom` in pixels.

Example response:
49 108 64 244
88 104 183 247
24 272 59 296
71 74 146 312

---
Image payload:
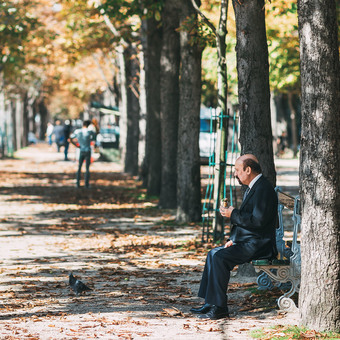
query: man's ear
246 166 251 175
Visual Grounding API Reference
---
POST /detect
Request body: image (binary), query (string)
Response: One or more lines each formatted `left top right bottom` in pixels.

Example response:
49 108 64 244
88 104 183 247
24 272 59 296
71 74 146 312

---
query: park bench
252 187 301 312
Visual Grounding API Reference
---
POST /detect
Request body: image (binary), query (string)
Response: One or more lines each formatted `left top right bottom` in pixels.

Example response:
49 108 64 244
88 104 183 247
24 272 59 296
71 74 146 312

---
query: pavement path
0 144 300 339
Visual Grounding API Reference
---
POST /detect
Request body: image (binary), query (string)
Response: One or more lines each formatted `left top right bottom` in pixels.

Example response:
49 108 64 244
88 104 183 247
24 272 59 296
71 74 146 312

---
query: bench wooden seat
251 187 301 312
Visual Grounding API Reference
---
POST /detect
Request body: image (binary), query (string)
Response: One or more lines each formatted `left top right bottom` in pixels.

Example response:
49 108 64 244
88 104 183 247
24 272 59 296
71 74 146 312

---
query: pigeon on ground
69 273 92 296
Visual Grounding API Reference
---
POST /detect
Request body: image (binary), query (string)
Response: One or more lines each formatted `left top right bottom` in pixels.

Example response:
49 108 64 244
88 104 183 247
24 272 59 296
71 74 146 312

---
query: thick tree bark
159 0 181 208
232 0 276 186
298 0 340 331
124 44 140 176
141 17 162 196
176 0 202 222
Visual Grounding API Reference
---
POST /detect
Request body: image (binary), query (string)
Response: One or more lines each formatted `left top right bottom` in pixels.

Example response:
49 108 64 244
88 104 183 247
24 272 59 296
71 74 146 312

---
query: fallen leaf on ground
161 307 183 317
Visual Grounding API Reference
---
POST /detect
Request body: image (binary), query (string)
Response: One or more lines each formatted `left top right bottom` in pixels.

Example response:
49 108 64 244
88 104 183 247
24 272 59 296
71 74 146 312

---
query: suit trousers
198 242 259 307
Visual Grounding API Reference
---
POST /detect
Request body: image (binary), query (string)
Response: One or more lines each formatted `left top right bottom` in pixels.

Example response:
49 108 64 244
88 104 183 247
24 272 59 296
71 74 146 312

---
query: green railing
201 108 240 242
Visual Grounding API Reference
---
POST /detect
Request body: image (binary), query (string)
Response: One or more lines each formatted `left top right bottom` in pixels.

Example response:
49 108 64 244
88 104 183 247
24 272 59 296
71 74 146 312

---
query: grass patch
250 325 340 339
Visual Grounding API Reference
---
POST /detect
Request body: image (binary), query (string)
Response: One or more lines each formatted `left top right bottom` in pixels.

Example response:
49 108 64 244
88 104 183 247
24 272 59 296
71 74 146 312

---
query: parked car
96 126 119 149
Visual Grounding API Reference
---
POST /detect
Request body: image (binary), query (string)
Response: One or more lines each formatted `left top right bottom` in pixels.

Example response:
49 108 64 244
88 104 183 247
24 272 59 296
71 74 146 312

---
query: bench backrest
275 187 300 262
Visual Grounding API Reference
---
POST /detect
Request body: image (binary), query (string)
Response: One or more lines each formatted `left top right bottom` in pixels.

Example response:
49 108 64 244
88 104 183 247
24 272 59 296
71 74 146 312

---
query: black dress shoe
198 305 229 320
190 303 213 314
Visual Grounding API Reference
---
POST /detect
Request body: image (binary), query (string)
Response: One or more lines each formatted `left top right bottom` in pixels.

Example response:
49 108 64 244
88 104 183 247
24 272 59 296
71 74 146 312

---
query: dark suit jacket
229 175 278 260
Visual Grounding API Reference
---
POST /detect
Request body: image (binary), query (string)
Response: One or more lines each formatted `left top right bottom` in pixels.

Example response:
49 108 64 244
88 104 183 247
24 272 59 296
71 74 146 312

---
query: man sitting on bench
190 154 278 320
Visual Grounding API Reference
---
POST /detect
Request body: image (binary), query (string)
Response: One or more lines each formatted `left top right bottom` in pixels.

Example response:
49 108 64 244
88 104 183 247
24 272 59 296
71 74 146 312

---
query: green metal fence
201 108 240 242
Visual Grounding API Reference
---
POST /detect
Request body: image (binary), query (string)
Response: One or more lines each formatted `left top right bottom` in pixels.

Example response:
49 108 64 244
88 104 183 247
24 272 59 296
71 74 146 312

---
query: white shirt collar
248 173 262 190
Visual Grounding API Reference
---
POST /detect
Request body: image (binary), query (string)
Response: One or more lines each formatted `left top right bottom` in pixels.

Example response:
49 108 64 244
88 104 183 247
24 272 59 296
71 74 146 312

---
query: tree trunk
15 95 24 149
232 0 276 186
189 0 229 238
141 16 162 196
213 0 229 240
159 0 181 208
32 99 38 135
0 74 5 158
288 92 298 157
27 90 37 135
23 91 29 147
138 49 146 170
124 44 140 176
38 98 48 141
6 101 14 157
176 0 202 222
11 99 17 151
117 46 128 169
298 0 340 331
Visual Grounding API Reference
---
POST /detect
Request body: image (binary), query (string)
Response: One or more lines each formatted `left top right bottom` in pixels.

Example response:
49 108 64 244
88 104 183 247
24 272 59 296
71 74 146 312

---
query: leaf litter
0 144 307 339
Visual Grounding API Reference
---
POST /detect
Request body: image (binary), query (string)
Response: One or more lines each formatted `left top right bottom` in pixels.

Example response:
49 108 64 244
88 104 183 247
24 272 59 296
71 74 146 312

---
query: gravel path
0 144 300 339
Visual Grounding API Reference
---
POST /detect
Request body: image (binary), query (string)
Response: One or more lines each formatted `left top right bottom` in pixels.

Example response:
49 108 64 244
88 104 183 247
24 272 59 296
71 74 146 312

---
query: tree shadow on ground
0 147 299 339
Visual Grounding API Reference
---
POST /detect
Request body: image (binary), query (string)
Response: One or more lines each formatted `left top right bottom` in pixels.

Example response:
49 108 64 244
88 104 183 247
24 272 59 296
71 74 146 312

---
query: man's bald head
238 154 259 164
235 154 262 183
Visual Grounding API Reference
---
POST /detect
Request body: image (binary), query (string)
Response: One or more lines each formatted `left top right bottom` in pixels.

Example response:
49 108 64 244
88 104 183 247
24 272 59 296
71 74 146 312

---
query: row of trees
0 0 339 331
0 0 308 215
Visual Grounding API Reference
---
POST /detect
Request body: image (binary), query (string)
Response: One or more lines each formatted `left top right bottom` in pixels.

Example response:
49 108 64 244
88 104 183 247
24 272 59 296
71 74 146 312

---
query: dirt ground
0 143 300 340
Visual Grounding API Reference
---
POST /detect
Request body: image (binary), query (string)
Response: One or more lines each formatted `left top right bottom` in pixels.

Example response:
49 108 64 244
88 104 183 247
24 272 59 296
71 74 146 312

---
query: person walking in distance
46 122 54 146
63 120 72 161
70 120 96 188
190 154 278 319
53 119 65 152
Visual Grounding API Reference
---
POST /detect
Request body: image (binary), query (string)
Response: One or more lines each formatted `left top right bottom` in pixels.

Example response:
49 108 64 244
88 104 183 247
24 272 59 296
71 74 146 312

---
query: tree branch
189 0 225 61
94 0 128 48
91 53 115 94
189 0 217 36
218 0 228 37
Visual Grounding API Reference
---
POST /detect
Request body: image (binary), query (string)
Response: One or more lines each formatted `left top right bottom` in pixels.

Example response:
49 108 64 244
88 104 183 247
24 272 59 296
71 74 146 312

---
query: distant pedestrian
89 118 100 135
70 120 96 188
63 120 72 161
46 122 54 146
53 120 65 152
276 131 288 157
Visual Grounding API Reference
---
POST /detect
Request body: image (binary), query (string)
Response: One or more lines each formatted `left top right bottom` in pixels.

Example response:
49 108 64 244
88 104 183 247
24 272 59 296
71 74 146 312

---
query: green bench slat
252 259 290 266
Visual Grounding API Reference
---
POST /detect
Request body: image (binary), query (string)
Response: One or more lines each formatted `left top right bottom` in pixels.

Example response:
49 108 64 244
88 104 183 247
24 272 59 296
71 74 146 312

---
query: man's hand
224 240 233 248
220 205 234 218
